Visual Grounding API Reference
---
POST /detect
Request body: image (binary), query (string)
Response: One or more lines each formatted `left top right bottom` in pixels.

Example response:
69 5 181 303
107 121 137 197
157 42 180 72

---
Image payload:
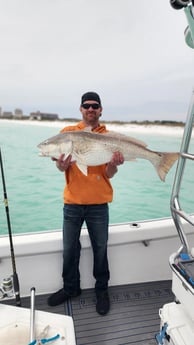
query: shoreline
0 118 187 137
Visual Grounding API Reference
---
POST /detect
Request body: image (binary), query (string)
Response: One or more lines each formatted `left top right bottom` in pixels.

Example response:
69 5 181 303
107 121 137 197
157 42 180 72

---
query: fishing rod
0 148 21 306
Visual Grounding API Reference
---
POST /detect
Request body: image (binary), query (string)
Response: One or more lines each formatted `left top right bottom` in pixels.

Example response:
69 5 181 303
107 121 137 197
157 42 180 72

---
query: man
48 91 124 315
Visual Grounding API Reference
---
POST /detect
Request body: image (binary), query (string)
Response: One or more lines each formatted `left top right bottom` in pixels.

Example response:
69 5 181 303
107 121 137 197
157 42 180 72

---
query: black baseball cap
81 91 101 106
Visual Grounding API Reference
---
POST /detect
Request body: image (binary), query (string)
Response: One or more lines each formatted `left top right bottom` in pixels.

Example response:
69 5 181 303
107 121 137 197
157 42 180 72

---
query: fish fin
65 152 71 159
106 131 147 147
76 162 88 175
151 152 179 181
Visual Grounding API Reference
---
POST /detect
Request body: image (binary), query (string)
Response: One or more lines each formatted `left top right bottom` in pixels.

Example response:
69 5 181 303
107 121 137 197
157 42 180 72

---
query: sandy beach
0 118 187 137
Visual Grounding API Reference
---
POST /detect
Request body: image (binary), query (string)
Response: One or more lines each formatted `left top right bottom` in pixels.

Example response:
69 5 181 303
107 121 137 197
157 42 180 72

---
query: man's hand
109 151 124 166
51 154 75 172
106 151 124 178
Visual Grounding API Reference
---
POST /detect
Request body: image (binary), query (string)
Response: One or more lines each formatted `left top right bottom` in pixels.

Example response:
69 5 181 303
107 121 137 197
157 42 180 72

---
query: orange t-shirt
60 121 113 204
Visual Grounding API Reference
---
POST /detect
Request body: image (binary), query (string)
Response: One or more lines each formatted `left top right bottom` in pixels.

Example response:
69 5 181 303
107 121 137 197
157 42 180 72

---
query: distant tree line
99 120 185 126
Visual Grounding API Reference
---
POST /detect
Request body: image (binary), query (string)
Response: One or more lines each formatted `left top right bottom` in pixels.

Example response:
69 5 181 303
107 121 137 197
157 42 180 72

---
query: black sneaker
47 288 81 306
96 290 110 315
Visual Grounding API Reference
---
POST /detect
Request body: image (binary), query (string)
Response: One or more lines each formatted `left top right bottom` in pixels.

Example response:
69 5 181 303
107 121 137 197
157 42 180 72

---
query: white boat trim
1 216 194 296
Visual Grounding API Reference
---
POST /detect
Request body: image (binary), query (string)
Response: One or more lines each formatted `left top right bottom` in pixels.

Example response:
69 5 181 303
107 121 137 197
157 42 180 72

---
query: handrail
181 152 194 160
170 89 194 254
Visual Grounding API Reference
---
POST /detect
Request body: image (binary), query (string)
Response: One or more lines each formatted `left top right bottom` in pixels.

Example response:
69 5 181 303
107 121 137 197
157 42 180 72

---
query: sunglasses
81 103 101 109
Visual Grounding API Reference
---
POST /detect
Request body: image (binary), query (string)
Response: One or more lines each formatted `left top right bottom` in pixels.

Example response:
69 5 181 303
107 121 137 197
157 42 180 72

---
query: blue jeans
62 204 110 295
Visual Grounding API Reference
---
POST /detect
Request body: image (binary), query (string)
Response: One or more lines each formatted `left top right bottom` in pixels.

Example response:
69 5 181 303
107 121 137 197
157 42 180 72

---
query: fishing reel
170 0 193 10
0 276 14 299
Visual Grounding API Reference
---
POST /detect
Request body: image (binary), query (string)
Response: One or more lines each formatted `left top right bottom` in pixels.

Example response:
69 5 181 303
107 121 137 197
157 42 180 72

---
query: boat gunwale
0 216 194 259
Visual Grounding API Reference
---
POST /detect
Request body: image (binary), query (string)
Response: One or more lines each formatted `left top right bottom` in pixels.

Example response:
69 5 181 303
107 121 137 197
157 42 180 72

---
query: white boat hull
1 216 194 297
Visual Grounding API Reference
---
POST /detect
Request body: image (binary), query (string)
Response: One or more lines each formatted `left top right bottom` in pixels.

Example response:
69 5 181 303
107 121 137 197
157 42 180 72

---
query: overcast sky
0 0 194 122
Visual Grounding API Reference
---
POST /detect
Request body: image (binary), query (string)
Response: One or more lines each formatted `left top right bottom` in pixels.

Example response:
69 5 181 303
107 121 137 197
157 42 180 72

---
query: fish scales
37 130 179 181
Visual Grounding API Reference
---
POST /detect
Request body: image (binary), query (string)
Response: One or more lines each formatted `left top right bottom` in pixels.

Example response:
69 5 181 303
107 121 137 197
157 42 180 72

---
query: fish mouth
37 146 47 156
38 151 46 156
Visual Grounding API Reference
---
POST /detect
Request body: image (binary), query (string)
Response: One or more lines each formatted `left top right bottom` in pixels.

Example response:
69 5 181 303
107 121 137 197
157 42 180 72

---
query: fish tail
151 152 179 181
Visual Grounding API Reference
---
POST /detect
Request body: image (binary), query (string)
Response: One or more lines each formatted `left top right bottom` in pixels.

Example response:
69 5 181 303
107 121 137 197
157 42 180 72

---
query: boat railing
168 1 194 303
169 0 194 248
170 88 194 295
170 110 194 312
168 1 194 302
170 88 194 254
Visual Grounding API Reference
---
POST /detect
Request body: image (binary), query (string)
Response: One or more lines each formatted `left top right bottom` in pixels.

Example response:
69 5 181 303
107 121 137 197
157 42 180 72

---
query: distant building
29 111 59 121
2 111 13 119
14 108 23 119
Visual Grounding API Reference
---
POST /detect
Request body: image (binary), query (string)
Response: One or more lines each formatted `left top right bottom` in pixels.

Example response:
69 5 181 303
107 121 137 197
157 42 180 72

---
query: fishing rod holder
170 0 194 48
170 0 193 10
0 276 14 299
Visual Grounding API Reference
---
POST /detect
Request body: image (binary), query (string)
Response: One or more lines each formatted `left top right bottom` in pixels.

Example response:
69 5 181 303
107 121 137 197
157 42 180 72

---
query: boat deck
1 280 174 345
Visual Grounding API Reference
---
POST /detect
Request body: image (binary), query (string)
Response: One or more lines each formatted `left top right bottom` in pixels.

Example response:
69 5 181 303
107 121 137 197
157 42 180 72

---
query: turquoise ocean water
0 120 194 235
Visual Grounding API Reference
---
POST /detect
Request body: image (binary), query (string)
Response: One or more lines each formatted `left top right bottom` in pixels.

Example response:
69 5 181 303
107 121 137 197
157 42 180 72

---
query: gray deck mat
68 280 174 345
1 280 174 345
